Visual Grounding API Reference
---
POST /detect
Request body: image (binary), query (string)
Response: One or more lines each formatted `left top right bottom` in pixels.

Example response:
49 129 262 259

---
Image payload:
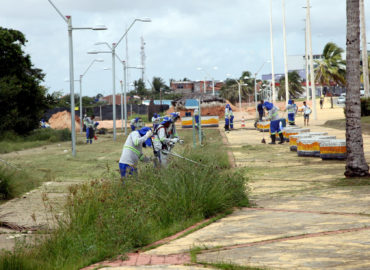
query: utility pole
307 0 317 120
125 25 130 98
269 0 276 102
140 36 146 82
282 0 289 105
360 0 369 97
304 18 310 102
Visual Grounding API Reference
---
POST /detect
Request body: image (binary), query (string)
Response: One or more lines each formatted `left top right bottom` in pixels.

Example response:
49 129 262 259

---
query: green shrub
0 166 37 200
0 166 13 200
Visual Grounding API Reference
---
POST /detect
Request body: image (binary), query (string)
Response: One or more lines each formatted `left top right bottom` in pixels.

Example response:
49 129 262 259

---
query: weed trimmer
162 150 208 167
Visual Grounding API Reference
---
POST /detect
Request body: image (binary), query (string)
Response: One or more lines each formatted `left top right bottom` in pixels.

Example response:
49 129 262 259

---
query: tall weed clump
0 130 249 270
0 165 35 200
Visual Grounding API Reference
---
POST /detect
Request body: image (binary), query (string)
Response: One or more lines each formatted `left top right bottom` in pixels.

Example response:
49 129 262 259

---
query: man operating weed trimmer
118 127 153 180
263 101 284 145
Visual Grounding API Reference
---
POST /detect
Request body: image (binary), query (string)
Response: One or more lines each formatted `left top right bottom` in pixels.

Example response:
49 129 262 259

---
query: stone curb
219 129 236 168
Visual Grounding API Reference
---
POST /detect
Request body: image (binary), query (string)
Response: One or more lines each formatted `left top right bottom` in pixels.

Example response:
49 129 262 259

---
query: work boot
278 133 285 144
269 134 276 144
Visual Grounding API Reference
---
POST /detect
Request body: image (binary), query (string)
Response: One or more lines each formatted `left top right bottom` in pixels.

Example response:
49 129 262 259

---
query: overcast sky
1 0 369 97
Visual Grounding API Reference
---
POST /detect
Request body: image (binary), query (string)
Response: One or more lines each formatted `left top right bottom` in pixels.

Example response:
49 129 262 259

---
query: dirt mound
48 111 80 131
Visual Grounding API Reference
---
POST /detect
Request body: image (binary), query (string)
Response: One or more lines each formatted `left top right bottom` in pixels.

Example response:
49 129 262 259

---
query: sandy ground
139 103 370 269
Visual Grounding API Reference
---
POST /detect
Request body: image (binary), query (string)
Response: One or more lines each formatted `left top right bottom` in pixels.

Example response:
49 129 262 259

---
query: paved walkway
87 106 370 270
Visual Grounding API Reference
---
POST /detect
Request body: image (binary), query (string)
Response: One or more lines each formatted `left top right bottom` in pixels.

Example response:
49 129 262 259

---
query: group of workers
118 112 183 179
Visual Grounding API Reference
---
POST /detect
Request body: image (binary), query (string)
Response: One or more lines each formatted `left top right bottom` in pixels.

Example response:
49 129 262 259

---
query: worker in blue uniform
263 101 284 144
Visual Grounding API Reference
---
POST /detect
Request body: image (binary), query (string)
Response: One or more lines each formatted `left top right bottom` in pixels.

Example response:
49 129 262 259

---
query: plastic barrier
290 132 329 152
320 139 347 160
298 136 337 157
181 116 219 128
257 121 270 132
282 126 300 141
284 128 310 142
289 133 312 151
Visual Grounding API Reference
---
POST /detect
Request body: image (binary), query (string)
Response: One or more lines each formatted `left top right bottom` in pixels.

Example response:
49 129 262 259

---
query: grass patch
0 129 71 154
323 116 370 134
331 177 370 187
0 165 40 200
241 144 269 152
0 129 249 270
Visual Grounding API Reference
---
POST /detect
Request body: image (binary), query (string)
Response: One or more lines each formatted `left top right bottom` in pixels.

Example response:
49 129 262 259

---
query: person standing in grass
302 101 312 126
119 127 153 179
84 115 97 144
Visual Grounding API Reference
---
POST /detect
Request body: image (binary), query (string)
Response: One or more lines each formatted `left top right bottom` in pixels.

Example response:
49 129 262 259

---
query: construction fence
44 103 170 122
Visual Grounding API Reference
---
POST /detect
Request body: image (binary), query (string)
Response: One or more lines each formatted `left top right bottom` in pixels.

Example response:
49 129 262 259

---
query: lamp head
92 25 108 31
87 50 99 54
137 17 151 22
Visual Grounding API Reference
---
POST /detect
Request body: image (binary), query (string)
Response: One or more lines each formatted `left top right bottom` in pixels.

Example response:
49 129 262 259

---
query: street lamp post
306 0 317 120
48 0 107 156
89 18 151 140
269 0 277 102
197 67 218 95
226 74 248 111
79 59 104 134
282 0 289 105
254 61 270 117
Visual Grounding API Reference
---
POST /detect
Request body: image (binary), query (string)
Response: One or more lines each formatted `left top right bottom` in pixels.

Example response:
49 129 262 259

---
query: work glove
145 130 153 138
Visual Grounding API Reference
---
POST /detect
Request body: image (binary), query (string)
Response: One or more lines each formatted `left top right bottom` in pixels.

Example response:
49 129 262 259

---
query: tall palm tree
219 78 239 104
152 77 166 93
219 71 255 104
315 42 346 88
278 71 304 99
345 0 369 177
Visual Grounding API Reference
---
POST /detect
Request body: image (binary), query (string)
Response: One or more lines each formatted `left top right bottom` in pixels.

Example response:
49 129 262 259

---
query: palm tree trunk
345 0 369 177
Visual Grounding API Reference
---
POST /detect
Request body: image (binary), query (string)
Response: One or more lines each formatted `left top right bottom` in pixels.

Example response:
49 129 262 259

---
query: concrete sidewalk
88 107 370 270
